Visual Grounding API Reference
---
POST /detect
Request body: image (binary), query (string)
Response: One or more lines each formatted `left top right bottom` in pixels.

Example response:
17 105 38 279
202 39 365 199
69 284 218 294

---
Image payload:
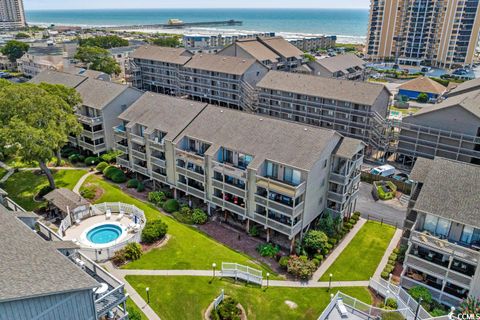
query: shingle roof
447 77 480 97
183 54 260 75
130 45 193 65
256 70 389 106
76 78 129 110
30 70 87 88
399 77 446 95
412 157 480 227
334 137 366 159
409 89 480 120
44 188 90 214
173 105 344 171
409 157 433 182
233 40 280 63
118 92 207 140
317 54 365 73
0 205 98 302
260 37 304 58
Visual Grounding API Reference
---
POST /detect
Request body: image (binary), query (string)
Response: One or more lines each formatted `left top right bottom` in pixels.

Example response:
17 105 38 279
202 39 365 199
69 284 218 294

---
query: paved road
355 182 407 228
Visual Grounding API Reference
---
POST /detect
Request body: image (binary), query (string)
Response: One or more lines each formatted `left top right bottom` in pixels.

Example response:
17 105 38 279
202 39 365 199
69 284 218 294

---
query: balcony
82 129 105 141
115 143 129 154
327 190 348 204
68 136 78 145
178 181 205 199
213 179 246 198
149 138 165 151
212 160 247 180
175 148 204 167
78 140 106 153
130 133 146 146
152 171 167 183
329 172 349 185
252 212 302 237
131 149 147 161
256 176 306 198
117 157 130 168
77 113 103 125
400 277 462 307
133 164 148 176
150 156 166 167
113 125 127 138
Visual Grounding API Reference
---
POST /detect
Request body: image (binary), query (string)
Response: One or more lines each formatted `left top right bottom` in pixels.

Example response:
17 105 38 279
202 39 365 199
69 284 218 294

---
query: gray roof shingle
30 70 87 88
44 188 90 214
256 70 389 106
76 78 129 110
317 54 365 73
130 45 193 65
184 54 261 75
0 205 98 302
412 157 480 227
334 137 366 159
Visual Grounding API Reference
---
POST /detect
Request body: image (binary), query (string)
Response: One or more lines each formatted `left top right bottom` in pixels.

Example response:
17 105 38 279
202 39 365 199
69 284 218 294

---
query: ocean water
26 9 369 42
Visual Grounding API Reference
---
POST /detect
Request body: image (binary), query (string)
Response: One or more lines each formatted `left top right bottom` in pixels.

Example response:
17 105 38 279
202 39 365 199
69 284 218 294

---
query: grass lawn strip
86 175 276 275
319 221 396 281
126 275 372 320
125 297 148 320
1 169 87 211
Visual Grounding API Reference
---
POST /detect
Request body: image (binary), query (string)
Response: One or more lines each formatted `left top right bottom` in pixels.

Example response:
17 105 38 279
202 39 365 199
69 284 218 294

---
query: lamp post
330 293 334 301
328 273 333 292
266 273 270 288
415 297 423 320
146 287 150 304
385 290 390 305
212 263 217 278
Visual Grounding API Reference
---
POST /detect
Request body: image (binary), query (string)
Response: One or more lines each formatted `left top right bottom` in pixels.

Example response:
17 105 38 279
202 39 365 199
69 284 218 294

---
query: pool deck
63 214 137 248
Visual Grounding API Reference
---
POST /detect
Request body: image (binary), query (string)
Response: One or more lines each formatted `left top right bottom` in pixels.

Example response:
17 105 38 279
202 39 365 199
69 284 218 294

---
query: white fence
369 278 432 320
221 263 263 285
213 289 225 310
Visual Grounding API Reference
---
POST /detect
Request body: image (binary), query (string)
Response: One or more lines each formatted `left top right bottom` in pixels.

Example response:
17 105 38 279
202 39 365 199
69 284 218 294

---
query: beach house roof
399 77 447 95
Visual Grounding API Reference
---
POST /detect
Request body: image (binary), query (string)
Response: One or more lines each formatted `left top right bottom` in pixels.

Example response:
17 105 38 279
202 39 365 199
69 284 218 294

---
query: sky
24 0 370 10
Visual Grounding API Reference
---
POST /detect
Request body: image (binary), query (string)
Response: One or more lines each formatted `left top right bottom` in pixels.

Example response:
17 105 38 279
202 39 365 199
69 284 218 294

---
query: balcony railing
152 171 167 183
115 143 129 154
82 129 105 141
175 148 205 166
133 164 148 176
329 172 349 185
131 149 147 161
117 157 130 168
78 141 106 153
212 160 247 180
149 138 165 150
77 113 103 125
256 176 306 198
251 212 301 237
130 133 146 146
150 156 166 167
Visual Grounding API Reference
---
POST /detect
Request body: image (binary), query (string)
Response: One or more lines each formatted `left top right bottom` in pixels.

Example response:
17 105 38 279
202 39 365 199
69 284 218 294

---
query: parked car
370 165 396 177
421 66 431 73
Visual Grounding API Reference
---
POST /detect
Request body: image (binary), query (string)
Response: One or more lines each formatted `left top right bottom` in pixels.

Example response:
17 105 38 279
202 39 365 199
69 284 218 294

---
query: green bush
430 309 448 317
192 208 208 225
321 248 330 256
287 255 317 280
417 92 429 103
38 185 53 198
212 296 241 320
381 271 390 279
314 254 324 262
148 191 166 205
349 218 357 225
101 150 123 163
328 238 338 246
312 258 320 267
389 253 398 261
61 147 77 158
141 220 168 244
249 225 260 237
344 222 353 230
302 230 329 254
409 286 433 304
111 249 127 266
110 170 127 183
385 298 398 309
173 210 194 224
126 306 142 320
393 248 400 255
103 165 117 178
136 182 145 192
80 185 96 199
96 162 109 172
68 153 81 163
279 256 289 269
84 156 100 166
162 199 179 213
124 242 142 261
256 243 280 258
127 179 139 188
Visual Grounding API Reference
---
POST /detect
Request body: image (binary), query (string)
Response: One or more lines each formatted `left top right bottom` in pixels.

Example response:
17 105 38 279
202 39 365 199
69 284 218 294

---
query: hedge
162 199 179 213
96 162 109 172
84 156 100 166
141 220 168 244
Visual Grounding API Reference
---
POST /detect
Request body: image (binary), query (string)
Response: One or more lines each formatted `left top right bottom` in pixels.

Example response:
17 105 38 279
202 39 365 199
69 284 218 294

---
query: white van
370 165 395 177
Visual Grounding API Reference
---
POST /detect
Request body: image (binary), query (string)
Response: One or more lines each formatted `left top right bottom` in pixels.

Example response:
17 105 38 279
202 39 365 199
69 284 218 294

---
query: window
423 214 451 238
266 162 278 178
461 226 480 245
324 159 328 168
284 167 301 185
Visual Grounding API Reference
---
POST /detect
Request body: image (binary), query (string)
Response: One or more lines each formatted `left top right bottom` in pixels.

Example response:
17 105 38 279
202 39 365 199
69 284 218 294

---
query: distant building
398 77 447 102
401 157 480 306
17 45 66 78
366 0 480 68
0 0 26 30
287 35 337 51
182 32 276 51
312 53 367 80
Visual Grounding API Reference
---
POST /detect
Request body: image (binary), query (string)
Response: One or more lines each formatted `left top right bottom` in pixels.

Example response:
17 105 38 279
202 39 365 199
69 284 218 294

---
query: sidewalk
0 161 14 184
311 218 367 281
73 171 96 194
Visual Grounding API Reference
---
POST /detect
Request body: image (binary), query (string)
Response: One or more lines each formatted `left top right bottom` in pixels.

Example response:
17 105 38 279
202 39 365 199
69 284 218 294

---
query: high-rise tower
0 0 26 30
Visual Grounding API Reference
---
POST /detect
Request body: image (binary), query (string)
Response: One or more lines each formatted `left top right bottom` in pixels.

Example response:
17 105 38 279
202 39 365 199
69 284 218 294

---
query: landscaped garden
319 221 395 281
83 175 277 275
0 169 86 211
125 275 373 320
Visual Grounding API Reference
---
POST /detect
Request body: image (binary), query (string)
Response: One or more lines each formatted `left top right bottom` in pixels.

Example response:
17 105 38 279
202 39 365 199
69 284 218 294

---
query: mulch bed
141 235 171 253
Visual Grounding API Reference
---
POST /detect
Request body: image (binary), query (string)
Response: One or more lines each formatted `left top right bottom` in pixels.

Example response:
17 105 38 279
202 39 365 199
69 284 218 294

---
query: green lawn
126 297 148 320
1 169 86 211
319 221 396 281
126 276 372 320
85 175 276 275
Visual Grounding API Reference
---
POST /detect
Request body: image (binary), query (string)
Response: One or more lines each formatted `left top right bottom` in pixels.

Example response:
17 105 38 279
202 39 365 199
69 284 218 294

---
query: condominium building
182 32 276 50
401 157 480 307
287 36 337 52
0 0 26 30
115 92 365 250
218 37 306 71
17 45 66 78
31 71 143 155
312 54 367 80
366 0 480 68
255 71 391 152
0 204 128 319
397 89 480 166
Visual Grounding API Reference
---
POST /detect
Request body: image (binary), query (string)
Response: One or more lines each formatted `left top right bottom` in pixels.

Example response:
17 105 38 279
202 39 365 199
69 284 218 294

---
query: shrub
148 191 166 205
349 218 357 225
302 230 329 254
279 256 289 269
385 298 398 309
103 165 117 178
212 297 241 320
172 211 194 224
409 286 433 304
344 222 353 230
162 199 179 213
61 147 77 158
38 185 53 198
80 185 96 199
136 182 145 192
249 225 260 237
84 156 100 166
430 309 448 317
384 264 395 273
111 170 127 183
417 92 429 103
328 238 338 246
192 208 208 225
96 162 109 172
68 153 81 163
141 220 168 244
389 253 398 261
256 243 280 258
314 254 324 262
321 248 330 256
287 255 317 280
393 248 400 255
127 179 139 189
381 271 390 280
353 211 361 218
459 296 480 315
101 150 123 163
312 258 320 267
124 243 142 261
111 249 127 266
126 306 142 320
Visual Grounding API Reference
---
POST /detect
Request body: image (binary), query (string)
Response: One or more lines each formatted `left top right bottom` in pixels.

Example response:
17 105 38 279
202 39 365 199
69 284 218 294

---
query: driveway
355 182 407 228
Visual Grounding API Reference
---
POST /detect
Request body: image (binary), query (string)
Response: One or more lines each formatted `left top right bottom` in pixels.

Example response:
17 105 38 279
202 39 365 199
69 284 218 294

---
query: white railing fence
221 263 263 285
213 289 225 310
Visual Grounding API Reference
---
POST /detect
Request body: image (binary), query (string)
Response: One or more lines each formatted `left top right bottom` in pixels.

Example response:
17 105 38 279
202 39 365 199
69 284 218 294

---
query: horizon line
26 7 370 11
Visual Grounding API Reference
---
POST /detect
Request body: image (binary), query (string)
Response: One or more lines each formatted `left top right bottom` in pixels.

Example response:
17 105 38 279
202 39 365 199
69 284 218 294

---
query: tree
150 36 180 47
15 32 30 39
458 296 480 314
0 40 29 62
75 46 121 75
0 82 82 189
302 230 329 254
78 35 129 49
416 92 429 103
304 53 316 62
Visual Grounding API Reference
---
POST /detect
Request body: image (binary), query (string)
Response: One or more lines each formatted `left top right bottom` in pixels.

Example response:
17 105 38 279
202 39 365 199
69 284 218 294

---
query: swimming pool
86 224 123 244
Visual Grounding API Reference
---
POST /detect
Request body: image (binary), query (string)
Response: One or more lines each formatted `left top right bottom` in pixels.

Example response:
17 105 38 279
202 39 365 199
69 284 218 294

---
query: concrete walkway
19 166 82 171
311 218 367 281
373 228 403 280
0 161 14 184
73 171 96 194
